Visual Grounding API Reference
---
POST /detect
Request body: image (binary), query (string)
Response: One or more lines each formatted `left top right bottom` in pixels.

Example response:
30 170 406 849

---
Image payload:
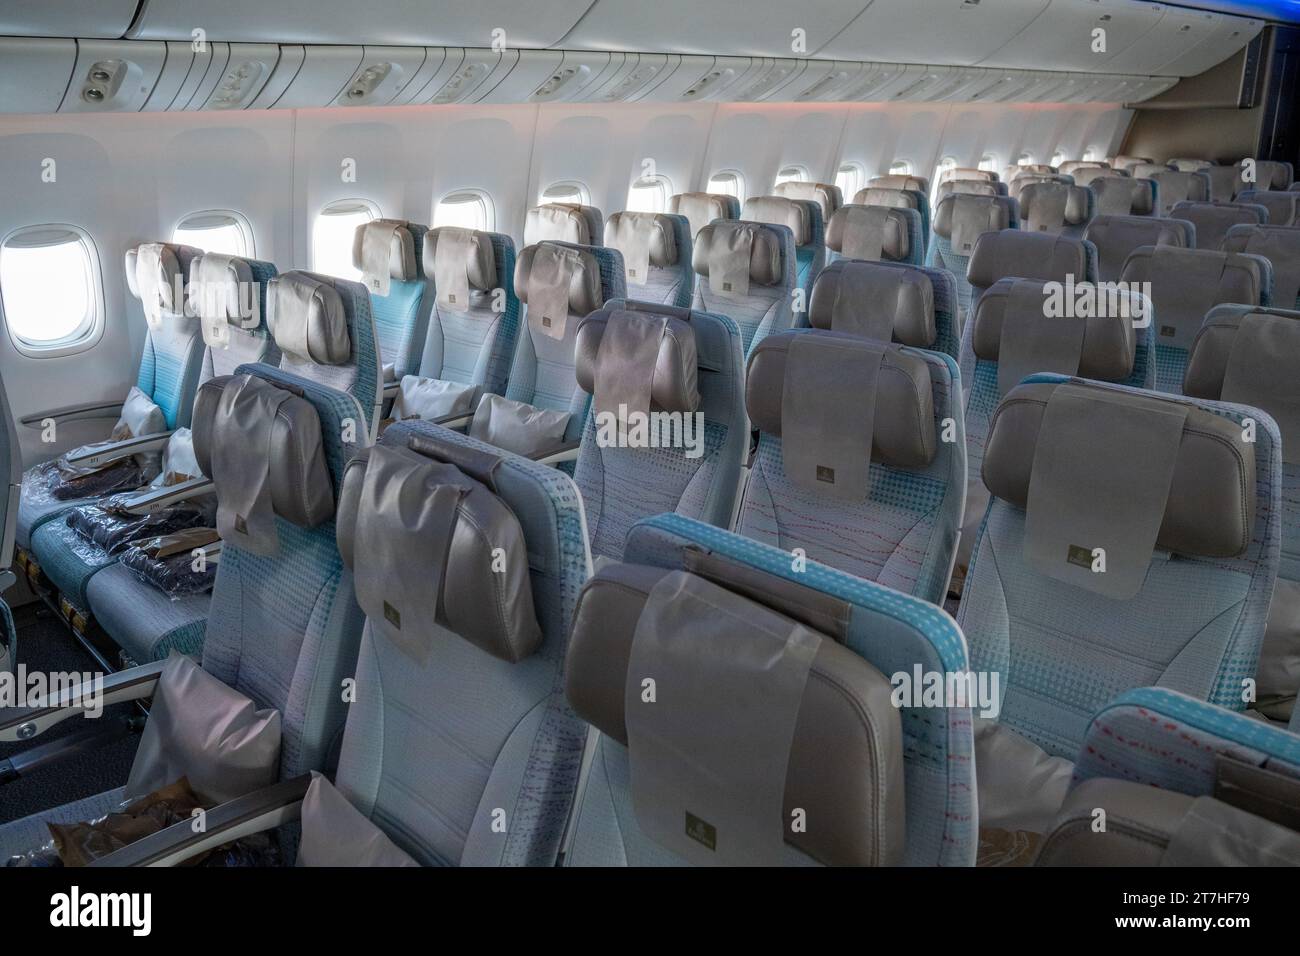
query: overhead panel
330 47 429 108
638 56 755 103
503 51 615 104
584 54 676 103
389 49 454 106
790 61 865 102
269 45 364 108
421 49 518 104
1157 13 1263 75
817 0 1052 66
128 0 593 48
244 44 303 110
0 0 140 39
60 40 168 113
979 0 1165 72
198 43 280 109
0 38 77 114
1104 5 1225 74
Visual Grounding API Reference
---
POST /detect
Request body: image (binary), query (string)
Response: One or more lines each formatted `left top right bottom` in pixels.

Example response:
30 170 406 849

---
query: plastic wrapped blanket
121 528 221 598
65 497 216 558
26 458 146 504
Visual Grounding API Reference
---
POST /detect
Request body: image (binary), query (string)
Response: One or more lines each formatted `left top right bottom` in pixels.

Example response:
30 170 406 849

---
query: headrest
1169 158 1213 172
187 253 259 341
932 194 1016 254
983 379 1255 561
692 220 785 288
124 247 140 298
422 227 497 311
1060 161 1110 175
1094 176 1156 216
971 277 1139 391
335 436 542 664
669 192 738 239
603 211 680 282
565 560 904 867
1131 162 1172 179
351 219 419 292
940 167 997 185
937 179 1001 201
524 203 600 246
191 373 334 553
1075 167 1130 187
514 241 603 318
1149 169 1212 212
869 174 928 194
746 330 936 471
773 180 843 221
808 260 935 348
743 195 812 246
967 231 1089 290
1109 155 1153 172
1238 190 1300 226
853 186 922 212
1008 164 1057 179
825 205 912 262
574 305 701 415
1018 182 1093 230
132 242 201 322
266 271 352 366
1084 215 1193 281
1221 225 1300 310
1256 160 1294 191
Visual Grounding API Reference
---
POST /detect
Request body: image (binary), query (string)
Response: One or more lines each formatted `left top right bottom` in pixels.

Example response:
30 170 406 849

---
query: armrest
534 440 582 467
430 412 474 431
0 660 165 743
88 774 312 868
382 381 401 399
20 401 123 429
63 431 173 471
118 476 214 515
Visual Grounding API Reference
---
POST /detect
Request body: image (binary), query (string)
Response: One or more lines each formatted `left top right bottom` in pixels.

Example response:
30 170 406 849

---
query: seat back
744 195 825 315
740 324 964 605
125 241 207 430
691 218 797 358
1119 244 1272 392
927 193 1019 321
941 167 997 186
1171 199 1269 251
1129 162 1171 180
1168 157 1213 172
869 173 930 194
1092 176 1157 217
191 364 367 787
1006 163 1057 180
1007 173 1070 202
937 179 1003 204
1107 155 1153 173
1146 169 1212 215
352 219 428 385
1084 214 1194 283
327 423 592 865
966 230 1097 313
854 184 930 255
1073 166 1129 188
266 269 382 438
773 179 842 225
1223 223 1300 309
809 258 960 359
825 204 923 267
187 252 280 386
1017 181 1095 239
668 191 740 243
1201 162 1289 201
1238 189 1300 227
1039 689 1300 866
562 514 977 866
1059 160 1109 177
501 240 626 446
419 227 520 404
523 203 604 247
959 377 1280 758
603 211 693 308
571 300 745 560
1257 160 1295 190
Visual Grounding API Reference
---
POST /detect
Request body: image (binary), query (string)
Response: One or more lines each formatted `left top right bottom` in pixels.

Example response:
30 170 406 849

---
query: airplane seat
691 218 797 359
1170 199 1269 251
773 179 843 226
1237 189 1300 228
1016 181 1095 238
1119 244 1271 393
1129 161 1172 180
941 167 998 186
1257 160 1295 191
1059 160 1109 177
1092 176 1158 217
1084 214 1195 283
1168 157 1214 172
387 227 520 430
937 179 1004 205
0 364 367 860
854 184 931 256
810 257 960 360
524 202 604 247
29 253 280 628
16 242 206 554
1038 689 1300 866
954 276 1153 587
738 319 965 606
561 514 977 866
959 376 1280 838
603 211 693 308
1222 224 1300 309
571 301 745 561
1073 166 1129 188
825 203 924 268
927 193 1019 324
1007 173 1072 201
477 240 625 465
743 195 824 321
1201 162 1290 202
667 192 740 243
1005 163 1057 181
965 230 1098 317
1107 155 1153 173
351 219 428 395
1145 168 1212 216
1183 304 1300 724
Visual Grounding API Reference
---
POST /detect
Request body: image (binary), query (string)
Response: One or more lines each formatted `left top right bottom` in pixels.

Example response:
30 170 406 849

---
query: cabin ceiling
0 0 1278 112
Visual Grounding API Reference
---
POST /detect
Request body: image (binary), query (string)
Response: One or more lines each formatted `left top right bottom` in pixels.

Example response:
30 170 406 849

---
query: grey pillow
469 393 570 458
297 772 419 867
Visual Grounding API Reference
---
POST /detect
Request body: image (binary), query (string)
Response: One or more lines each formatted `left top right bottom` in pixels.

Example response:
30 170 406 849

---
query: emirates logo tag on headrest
685 811 716 851
722 281 733 292
628 268 638 278
235 514 248 534
1160 325 1177 337
383 601 401 629
542 315 553 328
962 242 973 252
371 278 381 290
447 293 457 304
816 465 835 484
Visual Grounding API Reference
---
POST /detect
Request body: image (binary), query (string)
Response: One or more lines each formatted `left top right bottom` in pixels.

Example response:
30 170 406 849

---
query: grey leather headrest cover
774 180 842 220
938 179 1001 201
351 219 418 281
574 306 701 413
932 195 1016 247
853 187 921 213
604 211 679 268
565 559 905 867
266 271 352 366
869 174 928 193
967 231 1089 289
514 242 603 316
825 205 911 261
191 374 334 529
188 253 258 330
692 221 784 286
983 380 1255 558
1019 182 1093 227
744 196 812 246
808 260 935 348
422 227 497 292
1121 246 1266 350
1084 215 1192 281
524 203 600 246
746 330 936 469
669 192 737 236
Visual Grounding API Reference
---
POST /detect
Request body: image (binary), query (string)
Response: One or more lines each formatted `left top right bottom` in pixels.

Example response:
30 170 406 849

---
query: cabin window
1016 151 1034 166
835 162 865 200
774 165 809 188
888 159 912 176
172 210 253 257
706 170 746 204
979 154 999 173
1049 150 1066 168
626 175 672 214
1082 145 1101 161
541 181 590 206
433 190 494 232
0 226 103 356
311 199 378 281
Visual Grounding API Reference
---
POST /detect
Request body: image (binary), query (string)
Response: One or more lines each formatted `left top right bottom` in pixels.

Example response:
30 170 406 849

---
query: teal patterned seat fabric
16 242 206 550
353 220 429 390
824 204 924 269
562 514 977 867
572 300 746 561
1222 223 1300 311
691 219 797 359
603 212 693 309
743 195 824 324
0 364 367 861
311 421 592 866
926 193 1019 328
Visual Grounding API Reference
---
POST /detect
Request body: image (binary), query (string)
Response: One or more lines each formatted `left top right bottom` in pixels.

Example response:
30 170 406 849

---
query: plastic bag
28 458 147 504
121 532 220 598
66 498 216 557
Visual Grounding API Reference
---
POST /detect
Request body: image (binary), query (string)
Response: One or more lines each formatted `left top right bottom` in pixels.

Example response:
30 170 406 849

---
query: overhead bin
419 50 518 105
0 0 140 39
1104 6 1230 74
485 51 617 104
1156 14 1263 76
59 40 168 114
0 38 77 114
584 54 676 103
980 0 1166 72
127 0 592 49
637 56 756 103
266 45 365 109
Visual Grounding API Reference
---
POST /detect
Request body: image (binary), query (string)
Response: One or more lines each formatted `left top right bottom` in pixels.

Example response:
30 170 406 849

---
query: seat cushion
29 520 115 609
87 562 209 664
